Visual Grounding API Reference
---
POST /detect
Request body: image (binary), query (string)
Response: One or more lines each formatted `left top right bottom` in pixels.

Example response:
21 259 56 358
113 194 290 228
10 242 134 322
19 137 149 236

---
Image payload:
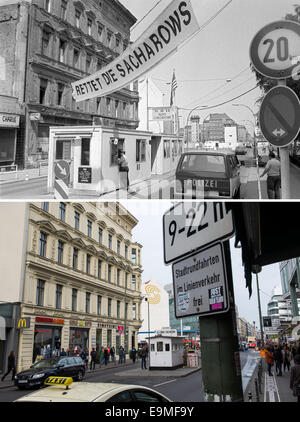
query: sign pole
199 241 243 402
277 79 291 199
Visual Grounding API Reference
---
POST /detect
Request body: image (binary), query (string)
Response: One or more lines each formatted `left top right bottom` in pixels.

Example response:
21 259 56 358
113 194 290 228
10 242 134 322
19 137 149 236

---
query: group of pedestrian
264 342 300 403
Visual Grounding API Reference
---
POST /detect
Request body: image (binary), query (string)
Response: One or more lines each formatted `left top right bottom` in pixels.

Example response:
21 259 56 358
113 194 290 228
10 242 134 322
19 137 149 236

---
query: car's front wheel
75 370 84 381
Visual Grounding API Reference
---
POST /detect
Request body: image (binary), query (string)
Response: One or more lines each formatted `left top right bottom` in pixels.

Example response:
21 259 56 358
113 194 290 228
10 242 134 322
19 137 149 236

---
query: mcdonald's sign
16 318 31 329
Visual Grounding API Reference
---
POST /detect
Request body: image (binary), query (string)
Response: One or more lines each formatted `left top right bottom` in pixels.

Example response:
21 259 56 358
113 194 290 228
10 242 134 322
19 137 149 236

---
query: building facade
0 202 143 371
0 0 139 168
202 113 235 147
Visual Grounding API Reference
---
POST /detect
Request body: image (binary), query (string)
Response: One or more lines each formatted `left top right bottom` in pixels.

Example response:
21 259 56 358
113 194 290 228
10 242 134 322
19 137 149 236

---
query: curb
0 175 47 186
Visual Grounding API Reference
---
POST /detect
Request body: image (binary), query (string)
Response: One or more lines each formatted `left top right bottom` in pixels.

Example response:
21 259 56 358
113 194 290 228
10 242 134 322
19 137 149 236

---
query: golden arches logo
145 285 161 305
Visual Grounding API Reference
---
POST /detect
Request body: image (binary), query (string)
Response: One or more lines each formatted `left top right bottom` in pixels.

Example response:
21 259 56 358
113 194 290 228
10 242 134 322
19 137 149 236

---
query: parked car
15 378 172 402
14 356 85 389
175 150 241 199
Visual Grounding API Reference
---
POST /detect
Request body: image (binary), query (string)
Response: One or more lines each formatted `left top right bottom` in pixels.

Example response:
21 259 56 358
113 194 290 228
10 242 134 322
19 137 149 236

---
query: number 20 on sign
250 20 300 79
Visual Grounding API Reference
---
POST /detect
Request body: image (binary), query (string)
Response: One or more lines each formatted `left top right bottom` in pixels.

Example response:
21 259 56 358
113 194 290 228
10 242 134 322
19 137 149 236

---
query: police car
15 377 172 402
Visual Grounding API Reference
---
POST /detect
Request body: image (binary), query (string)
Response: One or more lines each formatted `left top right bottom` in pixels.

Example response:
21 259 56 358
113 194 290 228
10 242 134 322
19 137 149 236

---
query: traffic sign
263 316 272 327
250 20 300 79
54 160 70 181
172 242 229 318
163 202 234 265
259 85 300 148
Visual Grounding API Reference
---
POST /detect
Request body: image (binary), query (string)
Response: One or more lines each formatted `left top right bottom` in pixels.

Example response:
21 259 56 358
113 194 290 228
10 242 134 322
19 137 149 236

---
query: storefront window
81 138 90 166
33 326 61 362
69 328 89 354
157 342 163 352
110 138 124 166
107 329 112 346
96 329 102 353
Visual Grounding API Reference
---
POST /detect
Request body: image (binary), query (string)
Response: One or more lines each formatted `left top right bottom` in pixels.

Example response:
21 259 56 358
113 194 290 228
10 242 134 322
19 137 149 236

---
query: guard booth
48 126 152 197
149 329 185 370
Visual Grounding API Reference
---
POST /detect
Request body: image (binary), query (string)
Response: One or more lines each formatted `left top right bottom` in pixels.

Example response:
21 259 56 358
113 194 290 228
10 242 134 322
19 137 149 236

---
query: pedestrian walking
118 346 125 364
90 348 97 370
265 345 274 376
104 346 110 366
274 344 283 376
131 347 137 364
110 346 116 365
141 345 148 370
100 347 105 366
1 351 16 382
118 150 130 192
290 354 300 403
282 345 292 372
260 151 281 199
60 348 67 357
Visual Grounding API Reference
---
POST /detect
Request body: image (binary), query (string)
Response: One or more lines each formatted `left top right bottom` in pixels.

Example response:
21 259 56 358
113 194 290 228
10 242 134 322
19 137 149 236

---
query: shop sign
0 113 20 128
151 107 173 121
71 320 92 327
97 323 117 329
78 167 92 184
16 317 31 329
117 325 124 334
35 317 64 324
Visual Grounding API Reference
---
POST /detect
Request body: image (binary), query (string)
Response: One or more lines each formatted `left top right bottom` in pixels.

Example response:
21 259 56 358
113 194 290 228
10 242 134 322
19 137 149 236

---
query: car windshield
180 154 226 173
31 358 59 369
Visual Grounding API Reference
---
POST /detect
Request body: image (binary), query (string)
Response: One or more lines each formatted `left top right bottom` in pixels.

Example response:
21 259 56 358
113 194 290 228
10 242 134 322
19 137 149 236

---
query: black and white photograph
0 0 300 411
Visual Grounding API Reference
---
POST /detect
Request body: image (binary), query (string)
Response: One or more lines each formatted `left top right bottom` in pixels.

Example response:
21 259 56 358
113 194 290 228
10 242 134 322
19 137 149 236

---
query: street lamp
232 103 262 199
145 296 150 370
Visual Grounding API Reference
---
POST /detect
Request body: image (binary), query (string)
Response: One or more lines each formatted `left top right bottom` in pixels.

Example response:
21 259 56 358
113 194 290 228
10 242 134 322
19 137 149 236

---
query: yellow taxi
15 377 172 403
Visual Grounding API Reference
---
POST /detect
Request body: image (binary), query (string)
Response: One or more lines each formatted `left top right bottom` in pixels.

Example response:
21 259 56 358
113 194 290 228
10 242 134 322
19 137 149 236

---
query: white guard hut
48 125 152 196
149 328 184 370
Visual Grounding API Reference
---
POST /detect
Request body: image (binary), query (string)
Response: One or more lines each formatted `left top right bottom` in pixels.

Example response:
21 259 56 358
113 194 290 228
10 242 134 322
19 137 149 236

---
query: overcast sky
121 200 282 327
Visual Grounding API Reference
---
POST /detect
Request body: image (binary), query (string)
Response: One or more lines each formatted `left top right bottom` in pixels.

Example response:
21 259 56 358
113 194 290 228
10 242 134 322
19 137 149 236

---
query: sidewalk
0 167 48 184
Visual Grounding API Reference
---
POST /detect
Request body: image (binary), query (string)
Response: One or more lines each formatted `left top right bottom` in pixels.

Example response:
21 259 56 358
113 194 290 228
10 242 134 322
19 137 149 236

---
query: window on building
74 211 80 230
108 234 112 250
86 292 90 313
164 140 170 158
107 98 112 114
75 9 81 28
125 272 128 289
108 264 112 282
57 240 64 264
125 245 128 260
39 79 48 105
110 138 124 166
117 269 120 286
157 342 163 352
44 0 51 13
42 202 49 212
117 300 120 318
136 140 146 163
125 302 128 320
73 248 78 269
81 138 90 166
132 275 136 290
98 259 102 279
41 30 50 56
59 202 66 222
61 0 68 20
132 248 137 264
36 279 45 306
97 295 102 315
116 37 120 48
97 59 102 71
56 140 71 160
39 232 47 257
86 254 91 274
58 39 67 63
96 97 101 113
87 18 93 36
108 298 112 317
73 48 80 68
98 23 103 40
86 54 92 73
165 343 170 352
107 31 112 46
57 83 65 106
72 288 77 312
87 220 92 237
115 100 119 118
117 240 120 255
56 284 63 309
132 303 136 320
123 102 127 118
98 227 103 244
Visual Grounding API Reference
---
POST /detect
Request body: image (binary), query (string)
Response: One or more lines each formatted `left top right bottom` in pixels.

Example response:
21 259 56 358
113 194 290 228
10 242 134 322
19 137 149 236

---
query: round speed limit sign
250 20 300 79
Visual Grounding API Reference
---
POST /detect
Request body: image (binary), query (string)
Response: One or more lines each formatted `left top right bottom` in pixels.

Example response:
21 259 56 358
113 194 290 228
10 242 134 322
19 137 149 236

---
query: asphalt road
0 351 252 403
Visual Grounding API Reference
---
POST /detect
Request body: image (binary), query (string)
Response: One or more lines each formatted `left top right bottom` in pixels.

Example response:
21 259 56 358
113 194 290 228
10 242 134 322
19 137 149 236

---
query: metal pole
146 78 149 131
124 274 128 363
147 298 150 369
256 273 264 349
277 79 291 199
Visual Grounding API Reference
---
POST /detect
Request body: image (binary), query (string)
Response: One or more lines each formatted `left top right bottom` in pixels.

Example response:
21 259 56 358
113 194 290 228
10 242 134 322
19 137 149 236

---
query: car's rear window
180 154 226 173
